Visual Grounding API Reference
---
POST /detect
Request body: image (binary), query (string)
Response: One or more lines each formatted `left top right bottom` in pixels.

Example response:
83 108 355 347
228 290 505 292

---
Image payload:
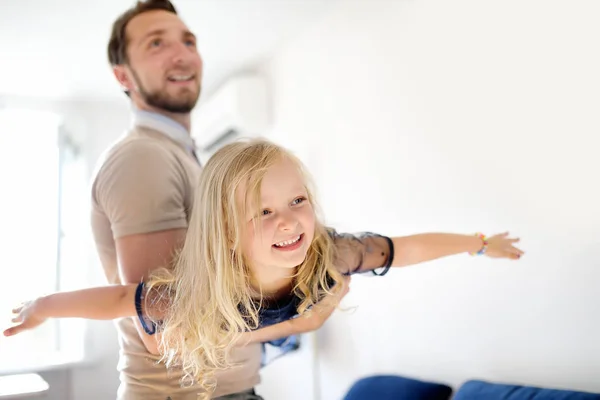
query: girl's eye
292 197 306 205
261 209 271 216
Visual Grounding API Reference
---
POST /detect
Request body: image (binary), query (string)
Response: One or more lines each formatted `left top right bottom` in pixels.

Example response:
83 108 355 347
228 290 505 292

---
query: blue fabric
454 380 600 400
254 295 303 367
134 281 156 335
260 334 301 367
255 293 303 329
343 375 452 400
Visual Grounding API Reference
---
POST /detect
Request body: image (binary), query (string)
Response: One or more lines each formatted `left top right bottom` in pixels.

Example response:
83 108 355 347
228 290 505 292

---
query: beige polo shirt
90 111 261 399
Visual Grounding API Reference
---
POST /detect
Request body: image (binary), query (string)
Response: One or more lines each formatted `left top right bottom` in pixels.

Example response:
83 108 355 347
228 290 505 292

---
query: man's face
115 10 203 113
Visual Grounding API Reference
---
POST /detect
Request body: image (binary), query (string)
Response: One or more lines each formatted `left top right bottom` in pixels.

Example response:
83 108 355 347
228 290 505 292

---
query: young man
91 1 262 399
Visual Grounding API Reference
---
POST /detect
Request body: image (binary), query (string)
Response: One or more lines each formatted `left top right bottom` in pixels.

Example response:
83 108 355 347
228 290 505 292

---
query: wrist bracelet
470 232 488 256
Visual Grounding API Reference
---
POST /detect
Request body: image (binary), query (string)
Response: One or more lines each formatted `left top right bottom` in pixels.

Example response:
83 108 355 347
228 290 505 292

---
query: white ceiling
0 0 338 101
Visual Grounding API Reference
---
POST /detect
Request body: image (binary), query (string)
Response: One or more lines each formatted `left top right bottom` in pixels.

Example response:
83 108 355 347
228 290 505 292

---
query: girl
4 138 523 398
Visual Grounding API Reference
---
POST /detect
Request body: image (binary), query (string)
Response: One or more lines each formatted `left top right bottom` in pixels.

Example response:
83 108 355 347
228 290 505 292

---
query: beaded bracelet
470 232 488 256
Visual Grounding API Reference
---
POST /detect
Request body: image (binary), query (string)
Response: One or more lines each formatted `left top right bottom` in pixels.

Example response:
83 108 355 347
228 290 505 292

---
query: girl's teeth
275 236 300 247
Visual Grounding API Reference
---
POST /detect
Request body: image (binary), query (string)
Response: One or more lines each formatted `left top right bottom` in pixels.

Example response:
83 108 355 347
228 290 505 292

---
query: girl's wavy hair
146 138 344 398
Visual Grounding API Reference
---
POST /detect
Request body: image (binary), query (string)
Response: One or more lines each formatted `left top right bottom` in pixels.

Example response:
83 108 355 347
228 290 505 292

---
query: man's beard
131 69 201 113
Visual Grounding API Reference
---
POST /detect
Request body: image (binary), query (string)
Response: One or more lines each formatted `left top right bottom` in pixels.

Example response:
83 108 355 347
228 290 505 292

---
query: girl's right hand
3 299 47 337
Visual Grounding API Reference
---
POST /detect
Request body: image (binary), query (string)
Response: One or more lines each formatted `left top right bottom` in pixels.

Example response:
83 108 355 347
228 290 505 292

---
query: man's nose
171 42 196 65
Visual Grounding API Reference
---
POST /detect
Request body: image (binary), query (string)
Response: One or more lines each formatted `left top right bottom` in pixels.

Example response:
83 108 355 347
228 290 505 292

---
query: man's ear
113 65 135 93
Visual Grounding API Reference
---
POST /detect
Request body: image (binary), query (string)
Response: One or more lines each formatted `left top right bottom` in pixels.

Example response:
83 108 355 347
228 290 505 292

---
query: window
0 107 87 372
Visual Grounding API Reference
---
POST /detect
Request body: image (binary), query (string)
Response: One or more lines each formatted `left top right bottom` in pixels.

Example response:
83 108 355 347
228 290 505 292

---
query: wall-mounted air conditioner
191 74 270 157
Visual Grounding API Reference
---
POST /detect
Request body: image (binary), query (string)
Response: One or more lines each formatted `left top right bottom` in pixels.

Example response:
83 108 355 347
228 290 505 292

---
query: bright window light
0 107 87 372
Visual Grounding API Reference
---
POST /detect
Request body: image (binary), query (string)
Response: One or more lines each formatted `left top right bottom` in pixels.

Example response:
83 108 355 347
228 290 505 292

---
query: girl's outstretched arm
390 231 524 267
332 230 524 275
3 284 138 337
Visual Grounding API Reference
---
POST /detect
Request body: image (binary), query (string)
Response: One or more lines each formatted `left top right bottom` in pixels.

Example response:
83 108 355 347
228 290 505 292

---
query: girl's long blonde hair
146 138 344 397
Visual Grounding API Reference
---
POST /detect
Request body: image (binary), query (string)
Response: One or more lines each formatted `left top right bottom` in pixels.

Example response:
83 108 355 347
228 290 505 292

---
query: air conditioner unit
191 74 270 155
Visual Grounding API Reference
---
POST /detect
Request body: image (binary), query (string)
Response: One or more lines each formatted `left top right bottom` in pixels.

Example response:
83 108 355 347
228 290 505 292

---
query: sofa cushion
343 374 453 400
453 380 600 400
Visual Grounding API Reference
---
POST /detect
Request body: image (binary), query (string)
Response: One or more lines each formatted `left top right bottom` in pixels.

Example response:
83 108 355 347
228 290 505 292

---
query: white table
0 374 49 399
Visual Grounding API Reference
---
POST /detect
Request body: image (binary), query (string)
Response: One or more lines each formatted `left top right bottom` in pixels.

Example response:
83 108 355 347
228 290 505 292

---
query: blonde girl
4 138 524 399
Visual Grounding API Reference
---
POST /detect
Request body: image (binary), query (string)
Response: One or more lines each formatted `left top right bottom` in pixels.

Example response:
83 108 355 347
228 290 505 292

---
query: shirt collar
131 107 196 155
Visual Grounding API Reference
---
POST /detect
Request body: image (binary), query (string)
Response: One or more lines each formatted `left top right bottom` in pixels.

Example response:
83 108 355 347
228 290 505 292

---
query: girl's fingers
3 325 22 337
510 245 525 255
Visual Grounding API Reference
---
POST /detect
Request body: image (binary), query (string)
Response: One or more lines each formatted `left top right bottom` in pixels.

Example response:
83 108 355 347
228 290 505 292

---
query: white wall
258 0 600 399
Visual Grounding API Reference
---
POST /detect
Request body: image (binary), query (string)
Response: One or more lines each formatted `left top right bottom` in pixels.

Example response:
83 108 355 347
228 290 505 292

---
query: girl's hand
485 232 524 260
236 277 352 346
3 299 47 337
295 276 351 332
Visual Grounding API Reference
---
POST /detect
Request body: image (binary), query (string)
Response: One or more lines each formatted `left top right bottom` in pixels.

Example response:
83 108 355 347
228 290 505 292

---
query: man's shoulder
94 130 176 176
106 130 172 161
90 129 184 202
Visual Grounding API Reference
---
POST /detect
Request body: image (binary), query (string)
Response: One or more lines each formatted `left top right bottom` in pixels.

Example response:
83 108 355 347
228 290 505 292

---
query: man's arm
95 140 191 356
116 228 186 355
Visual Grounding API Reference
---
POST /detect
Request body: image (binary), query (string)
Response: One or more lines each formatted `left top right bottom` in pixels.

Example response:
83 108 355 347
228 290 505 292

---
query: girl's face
242 157 316 276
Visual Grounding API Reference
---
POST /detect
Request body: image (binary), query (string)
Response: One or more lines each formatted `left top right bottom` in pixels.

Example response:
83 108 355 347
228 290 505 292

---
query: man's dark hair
107 0 178 67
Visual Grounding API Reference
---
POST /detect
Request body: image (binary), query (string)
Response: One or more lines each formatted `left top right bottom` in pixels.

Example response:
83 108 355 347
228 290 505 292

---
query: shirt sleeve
93 139 188 239
329 229 395 276
134 281 173 335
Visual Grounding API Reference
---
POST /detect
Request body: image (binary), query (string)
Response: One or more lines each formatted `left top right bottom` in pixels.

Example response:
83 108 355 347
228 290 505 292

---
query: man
91 1 263 399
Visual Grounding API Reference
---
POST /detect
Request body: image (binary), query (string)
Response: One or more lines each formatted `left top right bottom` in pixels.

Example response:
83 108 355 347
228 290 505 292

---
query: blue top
134 229 394 335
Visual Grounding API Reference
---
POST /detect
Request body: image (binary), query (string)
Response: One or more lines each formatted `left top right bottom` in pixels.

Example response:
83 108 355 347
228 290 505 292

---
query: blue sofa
343 375 452 400
343 375 600 400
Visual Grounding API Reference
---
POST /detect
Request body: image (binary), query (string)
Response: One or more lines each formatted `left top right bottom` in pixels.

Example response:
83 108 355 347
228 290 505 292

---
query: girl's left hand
485 232 524 260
